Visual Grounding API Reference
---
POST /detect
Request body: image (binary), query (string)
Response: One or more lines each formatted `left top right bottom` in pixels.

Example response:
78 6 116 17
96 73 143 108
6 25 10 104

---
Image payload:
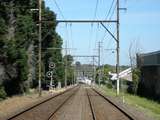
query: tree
128 39 142 94
63 55 74 85
0 0 64 96
40 2 63 88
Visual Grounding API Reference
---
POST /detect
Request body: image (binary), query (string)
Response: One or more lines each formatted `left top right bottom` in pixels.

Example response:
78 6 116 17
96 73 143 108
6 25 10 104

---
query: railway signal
46 71 53 78
49 62 55 69
46 62 56 90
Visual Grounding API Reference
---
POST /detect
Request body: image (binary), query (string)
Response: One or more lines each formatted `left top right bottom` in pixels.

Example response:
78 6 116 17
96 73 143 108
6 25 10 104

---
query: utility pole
51 15 122 91
38 0 42 97
73 66 76 85
98 41 101 86
116 0 120 95
100 0 124 95
64 41 68 87
92 57 96 85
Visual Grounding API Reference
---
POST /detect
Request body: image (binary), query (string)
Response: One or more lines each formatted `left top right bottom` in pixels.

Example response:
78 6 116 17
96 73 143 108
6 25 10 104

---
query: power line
88 24 93 55
65 23 70 54
93 0 99 19
106 29 116 48
94 23 100 51
108 3 117 21
69 23 74 54
53 0 65 19
104 0 116 19
101 1 117 43
92 0 99 55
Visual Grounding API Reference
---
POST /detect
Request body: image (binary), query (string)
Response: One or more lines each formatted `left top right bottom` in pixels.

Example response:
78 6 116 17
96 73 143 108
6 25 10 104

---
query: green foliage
16 49 28 82
95 64 112 85
0 86 7 100
127 68 141 94
63 55 74 86
0 1 32 96
41 5 64 88
0 0 64 97
132 68 141 93
102 85 160 120
15 15 35 48
0 18 7 35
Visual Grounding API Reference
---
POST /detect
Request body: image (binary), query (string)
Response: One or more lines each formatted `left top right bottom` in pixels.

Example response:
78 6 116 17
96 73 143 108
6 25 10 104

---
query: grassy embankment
101 86 160 120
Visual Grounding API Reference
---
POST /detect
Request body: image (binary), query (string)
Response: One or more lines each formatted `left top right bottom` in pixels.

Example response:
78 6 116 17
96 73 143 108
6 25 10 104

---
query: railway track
86 88 96 120
7 85 79 120
5 85 140 120
86 87 138 120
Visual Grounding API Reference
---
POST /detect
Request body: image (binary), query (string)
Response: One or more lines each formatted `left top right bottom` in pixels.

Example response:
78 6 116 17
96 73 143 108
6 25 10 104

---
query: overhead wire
106 29 116 49
93 0 99 19
88 24 93 55
104 4 116 49
52 0 72 56
104 0 115 20
53 0 65 19
100 0 117 66
101 0 117 52
93 0 100 55
65 23 70 54
95 23 100 49
69 23 74 54
101 0 116 42
89 0 99 55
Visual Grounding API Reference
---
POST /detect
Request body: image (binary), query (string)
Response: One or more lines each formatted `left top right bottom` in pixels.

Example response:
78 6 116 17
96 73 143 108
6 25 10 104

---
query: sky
44 0 160 65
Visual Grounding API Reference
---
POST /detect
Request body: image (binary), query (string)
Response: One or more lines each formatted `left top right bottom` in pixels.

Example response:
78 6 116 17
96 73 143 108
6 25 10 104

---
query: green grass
100 86 160 120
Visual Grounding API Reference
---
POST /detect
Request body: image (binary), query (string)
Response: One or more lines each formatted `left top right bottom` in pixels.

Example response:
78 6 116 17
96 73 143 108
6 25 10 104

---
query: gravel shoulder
95 86 155 120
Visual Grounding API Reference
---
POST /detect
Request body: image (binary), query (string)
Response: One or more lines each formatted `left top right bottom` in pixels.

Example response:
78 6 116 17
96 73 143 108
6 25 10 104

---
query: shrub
0 86 7 100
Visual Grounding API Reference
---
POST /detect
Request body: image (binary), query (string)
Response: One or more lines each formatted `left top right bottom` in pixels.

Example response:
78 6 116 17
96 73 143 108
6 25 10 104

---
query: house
108 68 132 81
137 51 160 101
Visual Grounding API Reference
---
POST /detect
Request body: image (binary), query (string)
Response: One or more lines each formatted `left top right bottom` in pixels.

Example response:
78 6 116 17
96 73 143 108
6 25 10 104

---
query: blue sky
44 0 160 65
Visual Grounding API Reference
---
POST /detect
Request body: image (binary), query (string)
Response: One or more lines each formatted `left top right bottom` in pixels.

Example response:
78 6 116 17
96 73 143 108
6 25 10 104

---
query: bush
127 68 141 94
106 81 113 89
0 86 7 100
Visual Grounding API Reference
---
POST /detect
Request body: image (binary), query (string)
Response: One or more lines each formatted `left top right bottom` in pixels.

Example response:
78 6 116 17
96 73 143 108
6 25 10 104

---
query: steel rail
7 85 78 120
92 88 137 120
47 87 79 120
86 88 96 120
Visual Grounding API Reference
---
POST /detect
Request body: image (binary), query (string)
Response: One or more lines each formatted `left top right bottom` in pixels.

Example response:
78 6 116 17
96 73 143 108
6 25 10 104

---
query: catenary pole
98 41 101 86
65 41 68 87
116 0 120 95
38 0 42 97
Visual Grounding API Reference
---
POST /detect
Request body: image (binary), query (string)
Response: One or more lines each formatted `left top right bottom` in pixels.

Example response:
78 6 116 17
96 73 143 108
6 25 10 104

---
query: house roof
137 50 160 66
138 50 160 57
